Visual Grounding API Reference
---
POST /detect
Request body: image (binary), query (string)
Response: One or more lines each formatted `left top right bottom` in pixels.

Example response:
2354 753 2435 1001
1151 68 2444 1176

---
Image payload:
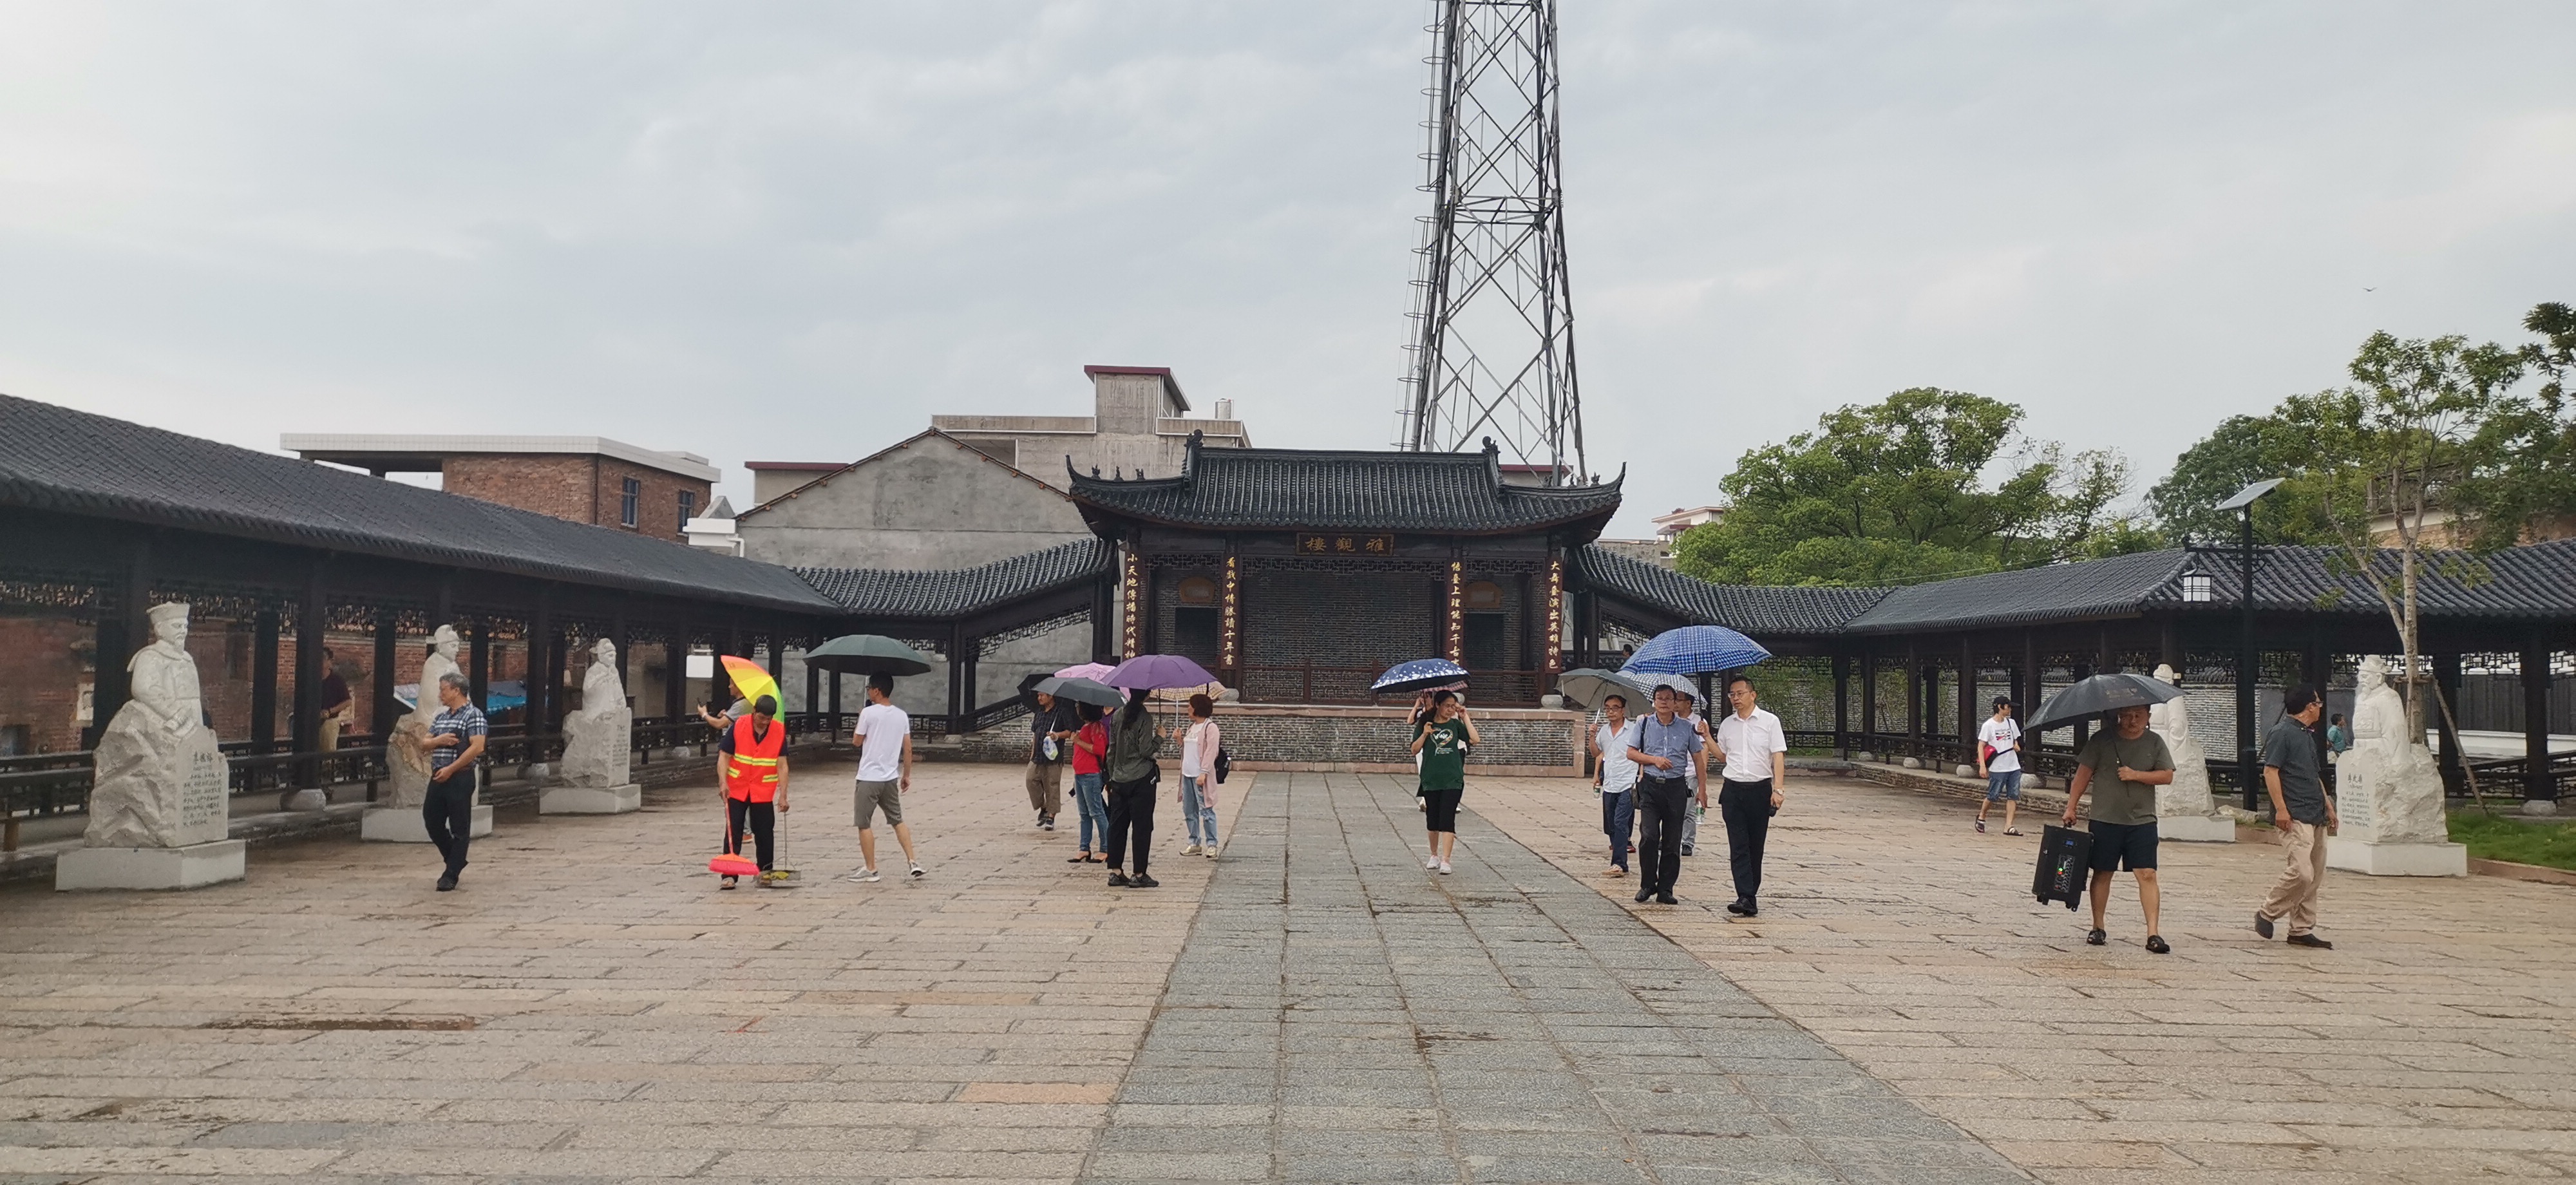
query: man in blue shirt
422 672 487 892
1625 684 1705 906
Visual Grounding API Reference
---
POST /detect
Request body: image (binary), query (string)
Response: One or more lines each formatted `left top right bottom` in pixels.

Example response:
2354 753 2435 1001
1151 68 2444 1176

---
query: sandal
1974 819 1986 833
2145 935 2171 954
2004 829 2023 837
2085 928 2106 946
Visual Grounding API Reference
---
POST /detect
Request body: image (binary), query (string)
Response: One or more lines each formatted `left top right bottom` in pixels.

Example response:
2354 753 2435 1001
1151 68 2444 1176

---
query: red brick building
281 435 719 544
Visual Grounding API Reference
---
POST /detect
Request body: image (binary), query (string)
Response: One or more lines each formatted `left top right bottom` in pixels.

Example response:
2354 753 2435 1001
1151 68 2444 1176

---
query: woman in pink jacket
1176 693 1222 858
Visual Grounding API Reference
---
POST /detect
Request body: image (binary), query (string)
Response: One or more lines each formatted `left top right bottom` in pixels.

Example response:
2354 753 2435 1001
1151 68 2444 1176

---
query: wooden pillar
2020 630 2040 732
88 535 153 748
528 591 554 734
945 625 966 735
1832 654 1850 757
766 629 783 682
545 627 568 733
2158 617 2180 673
1904 642 1921 741
2072 654 2094 749
2434 652 2465 788
1956 635 1977 745
611 613 631 707
828 670 844 738
1092 570 1119 663
251 607 280 754
665 634 687 721
291 565 326 790
372 609 398 739
960 634 981 725
468 618 491 712
2526 636 2556 802
804 651 820 725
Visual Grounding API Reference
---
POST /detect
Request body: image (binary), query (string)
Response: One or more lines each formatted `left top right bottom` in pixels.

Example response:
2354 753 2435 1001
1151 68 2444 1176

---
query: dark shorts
1422 787 1463 833
2087 819 2159 872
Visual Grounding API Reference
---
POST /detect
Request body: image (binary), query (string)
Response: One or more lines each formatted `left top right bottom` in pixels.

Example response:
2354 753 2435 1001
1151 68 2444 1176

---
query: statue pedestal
2327 837 2468 877
540 784 641 815
56 840 246 891
361 806 493 843
2159 814 2237 843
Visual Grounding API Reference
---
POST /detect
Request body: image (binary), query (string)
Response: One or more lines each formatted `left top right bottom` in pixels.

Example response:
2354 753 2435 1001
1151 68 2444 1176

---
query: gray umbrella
2025 672 2186 732
1555 668 1653 711
1034 676 1126 708
805 634 934 676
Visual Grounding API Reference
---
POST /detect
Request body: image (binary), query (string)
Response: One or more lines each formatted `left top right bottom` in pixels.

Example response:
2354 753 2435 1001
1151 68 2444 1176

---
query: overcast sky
5 2 2570 535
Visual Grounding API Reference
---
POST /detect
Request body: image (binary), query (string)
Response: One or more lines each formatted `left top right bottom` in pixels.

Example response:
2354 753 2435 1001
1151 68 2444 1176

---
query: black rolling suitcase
2032 824 2092 911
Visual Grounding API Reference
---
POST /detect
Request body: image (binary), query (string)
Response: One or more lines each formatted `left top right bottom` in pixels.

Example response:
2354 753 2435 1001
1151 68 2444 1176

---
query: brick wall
1239 568 1441 701
0 617 93 755
440 455 710 543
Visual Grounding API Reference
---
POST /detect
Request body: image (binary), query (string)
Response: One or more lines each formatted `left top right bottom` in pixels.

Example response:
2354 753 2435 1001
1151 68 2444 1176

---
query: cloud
1 1 2568 536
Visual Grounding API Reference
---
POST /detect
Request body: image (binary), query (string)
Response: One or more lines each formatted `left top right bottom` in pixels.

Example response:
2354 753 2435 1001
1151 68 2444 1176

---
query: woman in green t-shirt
1410 690 1481 875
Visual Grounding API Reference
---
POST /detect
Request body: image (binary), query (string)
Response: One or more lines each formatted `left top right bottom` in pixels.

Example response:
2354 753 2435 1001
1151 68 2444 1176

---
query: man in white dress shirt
1710 674 1789 918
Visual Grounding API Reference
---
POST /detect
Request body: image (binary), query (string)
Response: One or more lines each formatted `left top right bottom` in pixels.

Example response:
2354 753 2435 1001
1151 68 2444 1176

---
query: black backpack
1213 744 1232 784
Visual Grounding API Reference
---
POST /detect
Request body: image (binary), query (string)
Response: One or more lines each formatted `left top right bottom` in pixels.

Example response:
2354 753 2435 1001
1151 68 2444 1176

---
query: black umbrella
1036 676 1126 708
2025 672 2186 732
805 634 934 676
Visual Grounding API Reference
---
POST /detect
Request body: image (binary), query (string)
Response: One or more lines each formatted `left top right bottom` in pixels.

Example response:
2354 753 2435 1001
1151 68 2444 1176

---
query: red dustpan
708 853 759 877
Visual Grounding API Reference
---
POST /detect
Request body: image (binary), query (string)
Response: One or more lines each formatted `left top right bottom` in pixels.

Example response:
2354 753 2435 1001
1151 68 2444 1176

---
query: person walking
2256 685 2338 949
1025 690 1076 831
1066 702 1110 864
717 694 791 889
1177 694 1222 858
2061 703 2178 953
1625 685 1704 905
1589 692 1639 876
1711 675 1788 918
2325 713 2351 764
1678 690 1710 857
420 673 485 892
1411 690 1479 875
1975 697 2025 835
1103 688 1162 888
847 675 925 883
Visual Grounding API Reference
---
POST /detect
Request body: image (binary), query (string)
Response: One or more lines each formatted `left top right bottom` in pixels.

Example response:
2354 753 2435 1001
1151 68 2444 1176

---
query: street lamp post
2213 479 2284 810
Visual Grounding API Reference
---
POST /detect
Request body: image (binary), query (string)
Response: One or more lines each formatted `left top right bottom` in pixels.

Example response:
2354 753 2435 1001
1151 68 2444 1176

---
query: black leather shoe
1738 902 1757 917
1107 871 1130 887
435 874 458 892
1680 845 1694 857
1634 889 1653 904
2254 911 2275 939
1131 874 1160 889
1725 899 1750 916
2286 933 2333 949
1656 893 1678 905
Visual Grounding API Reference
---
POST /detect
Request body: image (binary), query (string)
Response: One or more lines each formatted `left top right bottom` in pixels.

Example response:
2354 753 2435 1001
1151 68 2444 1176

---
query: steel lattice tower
1397 0 1584 484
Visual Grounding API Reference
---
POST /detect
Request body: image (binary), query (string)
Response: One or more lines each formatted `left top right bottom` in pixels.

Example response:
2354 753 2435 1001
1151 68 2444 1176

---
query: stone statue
384 625 461 810
84 602 229 849
2338 656 2448 846
559 637 632 789
2146 663 2219 821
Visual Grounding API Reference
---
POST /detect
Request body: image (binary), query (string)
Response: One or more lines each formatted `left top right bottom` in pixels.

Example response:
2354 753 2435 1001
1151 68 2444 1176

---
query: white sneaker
1181 843 1200 855
1437 861 1453 875
848 867 880 883
908 862 927 879
1204 845 1218 859
1426 855 1441 870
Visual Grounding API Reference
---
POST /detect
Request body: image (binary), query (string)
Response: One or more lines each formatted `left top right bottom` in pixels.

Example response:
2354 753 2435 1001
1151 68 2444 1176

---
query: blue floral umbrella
1620 625 1770 676
1372 658 1470 696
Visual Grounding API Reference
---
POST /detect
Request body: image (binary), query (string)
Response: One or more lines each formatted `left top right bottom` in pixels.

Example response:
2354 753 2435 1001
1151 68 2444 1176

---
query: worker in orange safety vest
719 694 790 888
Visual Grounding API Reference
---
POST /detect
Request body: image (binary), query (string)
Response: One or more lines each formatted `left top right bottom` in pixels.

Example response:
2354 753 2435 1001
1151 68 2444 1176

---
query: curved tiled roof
795 538 1111 618
1068 444 1623 536
0 393 838 614
1843 549 2192 634
1575 545 1889 637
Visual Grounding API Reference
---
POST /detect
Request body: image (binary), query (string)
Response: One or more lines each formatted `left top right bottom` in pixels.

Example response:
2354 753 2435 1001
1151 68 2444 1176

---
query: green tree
1672 388 2139 586
2145 413 2340 545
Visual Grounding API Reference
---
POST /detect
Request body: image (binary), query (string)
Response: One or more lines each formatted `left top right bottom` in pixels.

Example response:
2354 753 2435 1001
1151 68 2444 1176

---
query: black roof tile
1068 442 1623 536
795 538 1111 618
0 393 839 614
1575 545 1889 636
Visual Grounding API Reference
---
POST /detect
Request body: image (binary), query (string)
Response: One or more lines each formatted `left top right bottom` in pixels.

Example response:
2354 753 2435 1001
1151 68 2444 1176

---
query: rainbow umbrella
718 655 782 715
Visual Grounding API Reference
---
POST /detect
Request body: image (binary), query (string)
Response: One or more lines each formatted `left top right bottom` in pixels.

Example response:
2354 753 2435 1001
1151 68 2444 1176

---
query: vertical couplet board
1542 556 1564 680
1219 554 1240 674
1121 547 1142 659
1445 560 1465 662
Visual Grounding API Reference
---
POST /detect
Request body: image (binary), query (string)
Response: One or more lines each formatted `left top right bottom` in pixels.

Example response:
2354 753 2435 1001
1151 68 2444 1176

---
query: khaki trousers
2260 820 2329 936
1025 761 1063 819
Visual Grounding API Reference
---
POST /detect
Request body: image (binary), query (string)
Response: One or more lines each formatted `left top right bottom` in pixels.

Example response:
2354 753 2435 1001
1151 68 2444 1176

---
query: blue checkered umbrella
1372 658 1470 696
1620 625 1770 676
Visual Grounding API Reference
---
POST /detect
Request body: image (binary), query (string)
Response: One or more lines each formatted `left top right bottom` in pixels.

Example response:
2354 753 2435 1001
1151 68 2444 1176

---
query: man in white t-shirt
847 674 925 883
1587 692 1640 877
1710 674 1789 918
1975 696 2025 836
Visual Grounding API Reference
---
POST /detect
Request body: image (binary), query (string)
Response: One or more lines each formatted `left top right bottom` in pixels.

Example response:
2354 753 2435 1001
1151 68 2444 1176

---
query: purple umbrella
1103 654 1219 690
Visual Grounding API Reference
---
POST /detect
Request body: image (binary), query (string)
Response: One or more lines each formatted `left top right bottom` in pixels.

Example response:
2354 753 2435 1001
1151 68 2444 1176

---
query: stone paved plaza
2 763 2573 1183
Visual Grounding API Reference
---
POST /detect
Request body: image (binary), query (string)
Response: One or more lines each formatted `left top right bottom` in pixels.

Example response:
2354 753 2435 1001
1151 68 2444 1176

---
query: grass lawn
2448 811 2576 871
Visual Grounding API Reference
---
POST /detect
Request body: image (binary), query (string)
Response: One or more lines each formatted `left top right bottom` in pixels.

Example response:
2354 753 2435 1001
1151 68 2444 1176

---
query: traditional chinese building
1065 435 1623 705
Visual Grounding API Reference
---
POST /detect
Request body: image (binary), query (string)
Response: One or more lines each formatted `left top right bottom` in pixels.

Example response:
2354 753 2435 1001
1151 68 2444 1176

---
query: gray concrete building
931 365 1249 484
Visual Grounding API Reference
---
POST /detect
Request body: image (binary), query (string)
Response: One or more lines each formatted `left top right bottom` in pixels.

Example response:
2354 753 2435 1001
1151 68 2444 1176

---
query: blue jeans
1180 775 1218 847
1601 788 1635 868
1984 769 2023 802
1072 772 1108 851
